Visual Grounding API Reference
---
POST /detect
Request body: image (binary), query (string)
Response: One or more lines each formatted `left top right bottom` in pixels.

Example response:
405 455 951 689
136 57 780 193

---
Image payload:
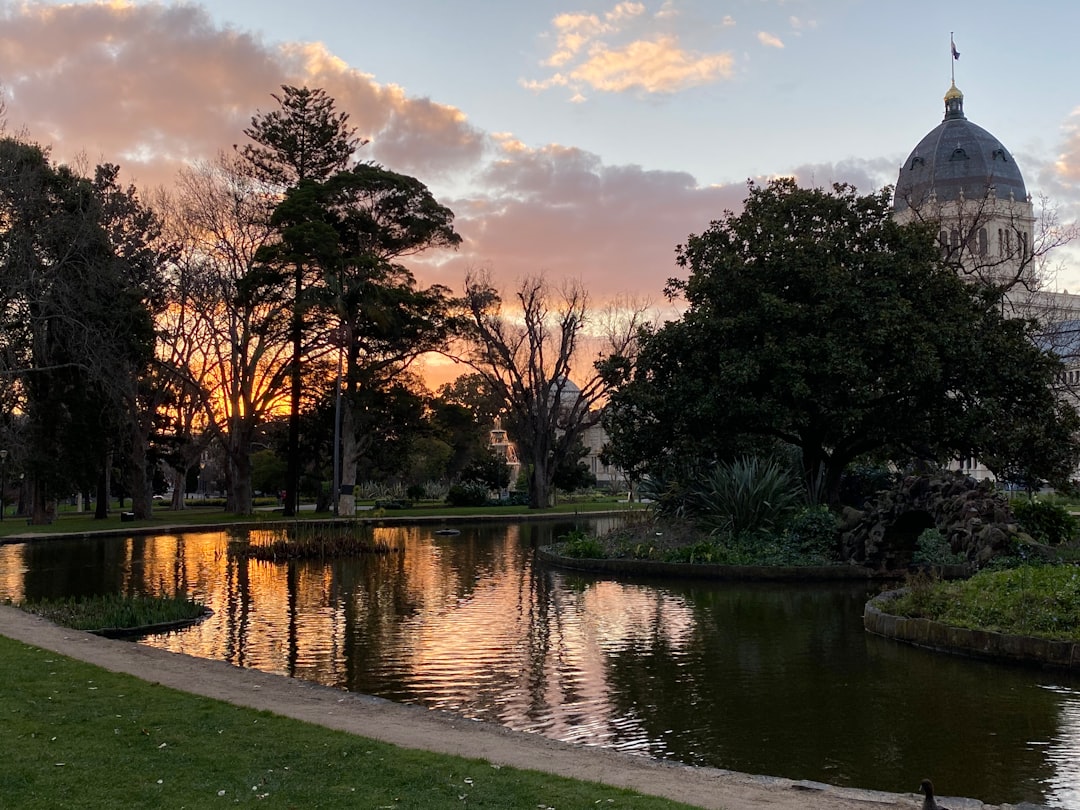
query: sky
3 0 1080 344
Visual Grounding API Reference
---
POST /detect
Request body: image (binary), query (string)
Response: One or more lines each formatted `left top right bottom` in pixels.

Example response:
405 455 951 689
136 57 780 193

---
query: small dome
893 85 1027 213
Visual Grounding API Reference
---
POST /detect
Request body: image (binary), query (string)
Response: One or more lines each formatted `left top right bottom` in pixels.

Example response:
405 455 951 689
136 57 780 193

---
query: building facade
894 79 1080 482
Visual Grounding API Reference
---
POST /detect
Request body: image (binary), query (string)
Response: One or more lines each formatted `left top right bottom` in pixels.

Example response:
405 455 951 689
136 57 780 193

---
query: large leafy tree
262 165 460 514
158 154 291 514
239 85 362 516
604 179 1080 504
0 139 162 522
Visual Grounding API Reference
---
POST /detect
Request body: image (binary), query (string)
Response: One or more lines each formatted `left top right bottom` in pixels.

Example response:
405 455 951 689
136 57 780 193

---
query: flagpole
950 32 957 83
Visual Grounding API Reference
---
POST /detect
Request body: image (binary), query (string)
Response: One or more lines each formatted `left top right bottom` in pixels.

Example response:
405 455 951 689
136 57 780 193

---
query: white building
894 78 1080 481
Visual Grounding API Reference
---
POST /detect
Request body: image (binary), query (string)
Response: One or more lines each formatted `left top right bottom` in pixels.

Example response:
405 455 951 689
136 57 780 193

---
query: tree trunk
530 454 551 509
338 403 358 516
95 455 110 520
226 436 255 515
170 467 186 511
129 428 153 520
30 478 50 525
284 265 303 517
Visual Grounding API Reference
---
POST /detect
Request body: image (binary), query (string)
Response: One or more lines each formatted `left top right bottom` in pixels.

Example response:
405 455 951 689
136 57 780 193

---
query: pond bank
0 508 632 545
536 544 899 581
0 604 1041 810
865 590 1080 671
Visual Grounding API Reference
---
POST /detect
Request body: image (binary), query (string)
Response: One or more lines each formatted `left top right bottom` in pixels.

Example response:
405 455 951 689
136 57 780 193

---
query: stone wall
839 472 1033 569
865 591 1080 671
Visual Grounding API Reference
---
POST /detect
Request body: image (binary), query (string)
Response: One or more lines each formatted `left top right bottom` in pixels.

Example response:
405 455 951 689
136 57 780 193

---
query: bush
838 464 895 508
405 484 427 501
885 565 1080 641
446 482 489 507
686 456 801 536
912 528 966 566
557 528 606 559
783 505 839 561
1012 499 1079 546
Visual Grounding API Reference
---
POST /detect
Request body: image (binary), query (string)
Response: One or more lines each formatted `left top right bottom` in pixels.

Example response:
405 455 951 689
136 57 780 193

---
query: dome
893 83 1027 213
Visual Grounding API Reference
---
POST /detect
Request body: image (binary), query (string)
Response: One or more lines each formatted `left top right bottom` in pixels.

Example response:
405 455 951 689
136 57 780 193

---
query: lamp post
0 449 7 522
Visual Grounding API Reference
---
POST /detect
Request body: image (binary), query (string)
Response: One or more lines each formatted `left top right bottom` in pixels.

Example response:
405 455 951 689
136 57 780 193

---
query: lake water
2 518 1079 808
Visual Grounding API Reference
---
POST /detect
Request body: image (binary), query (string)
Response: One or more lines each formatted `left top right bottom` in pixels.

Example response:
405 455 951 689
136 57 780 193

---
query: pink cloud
0 2 483 187
429 141 749 301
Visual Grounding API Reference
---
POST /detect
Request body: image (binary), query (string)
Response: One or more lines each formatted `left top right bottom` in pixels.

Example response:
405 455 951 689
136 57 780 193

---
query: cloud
432 139 749 300
757 31 784 49
0 1 830 330
528 1 735 98
0 1 484 187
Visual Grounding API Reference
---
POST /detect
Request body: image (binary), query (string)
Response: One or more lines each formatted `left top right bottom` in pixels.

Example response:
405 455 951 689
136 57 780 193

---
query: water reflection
2 521 1079 807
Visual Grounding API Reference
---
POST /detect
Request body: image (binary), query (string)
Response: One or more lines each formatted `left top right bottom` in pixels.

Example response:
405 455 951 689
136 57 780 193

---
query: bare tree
896 186 1077 307
460 270 646 508
158 153 292 514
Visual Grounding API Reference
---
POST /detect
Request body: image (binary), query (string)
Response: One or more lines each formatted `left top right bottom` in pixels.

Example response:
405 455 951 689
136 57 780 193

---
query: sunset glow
2 0 1079 306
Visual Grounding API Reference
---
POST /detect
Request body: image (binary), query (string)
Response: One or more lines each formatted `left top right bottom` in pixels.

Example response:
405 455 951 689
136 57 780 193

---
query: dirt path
0 605 1011 810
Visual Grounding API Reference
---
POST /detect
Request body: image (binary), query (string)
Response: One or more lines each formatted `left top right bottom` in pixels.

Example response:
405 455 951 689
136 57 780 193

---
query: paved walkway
1 604 1036 810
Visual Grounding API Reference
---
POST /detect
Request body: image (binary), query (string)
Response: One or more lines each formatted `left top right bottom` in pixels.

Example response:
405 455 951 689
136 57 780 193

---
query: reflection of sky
1039 685 1080 809
3 526 1080 806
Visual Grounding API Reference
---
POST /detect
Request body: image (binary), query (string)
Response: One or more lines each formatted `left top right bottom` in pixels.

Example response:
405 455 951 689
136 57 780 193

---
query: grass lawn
884 565 1080 642
0 634 696 809
0 499 643 541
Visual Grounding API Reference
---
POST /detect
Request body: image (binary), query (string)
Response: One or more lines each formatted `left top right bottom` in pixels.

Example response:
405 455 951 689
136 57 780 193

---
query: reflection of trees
599 583 1058 802
20 536 137 599
7 524 1073 805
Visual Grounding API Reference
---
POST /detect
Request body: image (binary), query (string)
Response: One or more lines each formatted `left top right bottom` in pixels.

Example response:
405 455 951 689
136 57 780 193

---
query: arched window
978 227 988 257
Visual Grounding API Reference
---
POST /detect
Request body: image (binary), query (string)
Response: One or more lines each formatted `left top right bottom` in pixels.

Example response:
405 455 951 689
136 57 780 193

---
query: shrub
637 473 692 520
406 483 427 501
912 528 966 566
783 505 839 561
446 482 489 507
885 565 1080 641
687 456 801 536
838 464 895 508
19 593 206 632
557 529 606 559
1012 499 1079 546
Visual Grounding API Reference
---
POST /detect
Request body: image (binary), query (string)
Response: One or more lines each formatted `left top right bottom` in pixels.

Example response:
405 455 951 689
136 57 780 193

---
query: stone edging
93 607 214 639
536 546 891 581
864 591 1080 670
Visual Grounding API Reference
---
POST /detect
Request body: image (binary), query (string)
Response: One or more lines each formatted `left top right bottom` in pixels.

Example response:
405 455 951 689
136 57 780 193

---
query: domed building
893 80 1035 291
893 74 1080 481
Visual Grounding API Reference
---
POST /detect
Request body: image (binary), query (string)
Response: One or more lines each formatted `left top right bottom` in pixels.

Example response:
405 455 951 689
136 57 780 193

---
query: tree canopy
604 178 1080 504
0 139 165 521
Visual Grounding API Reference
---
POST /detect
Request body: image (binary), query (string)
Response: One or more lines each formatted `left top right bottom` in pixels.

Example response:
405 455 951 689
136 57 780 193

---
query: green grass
16 594 206 633
883 565 1080 642
0 499 642 540
0 635 698 809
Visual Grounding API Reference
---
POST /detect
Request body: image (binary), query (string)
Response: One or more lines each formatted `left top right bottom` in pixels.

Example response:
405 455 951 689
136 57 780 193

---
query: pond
1 518 1079 808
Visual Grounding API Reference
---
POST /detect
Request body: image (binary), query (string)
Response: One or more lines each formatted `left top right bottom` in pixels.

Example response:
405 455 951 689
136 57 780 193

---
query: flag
951 38 960 60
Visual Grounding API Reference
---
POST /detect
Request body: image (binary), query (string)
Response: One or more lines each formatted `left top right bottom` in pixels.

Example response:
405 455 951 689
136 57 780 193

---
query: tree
604 179 1080 505
460 271 645 508
157 154 292 514
552 438 596 494
0 138 162 522
262 165 460 514
239 85 362 516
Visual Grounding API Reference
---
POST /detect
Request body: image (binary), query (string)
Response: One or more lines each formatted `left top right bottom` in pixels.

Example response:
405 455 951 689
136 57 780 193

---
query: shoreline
0 604 1048 810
